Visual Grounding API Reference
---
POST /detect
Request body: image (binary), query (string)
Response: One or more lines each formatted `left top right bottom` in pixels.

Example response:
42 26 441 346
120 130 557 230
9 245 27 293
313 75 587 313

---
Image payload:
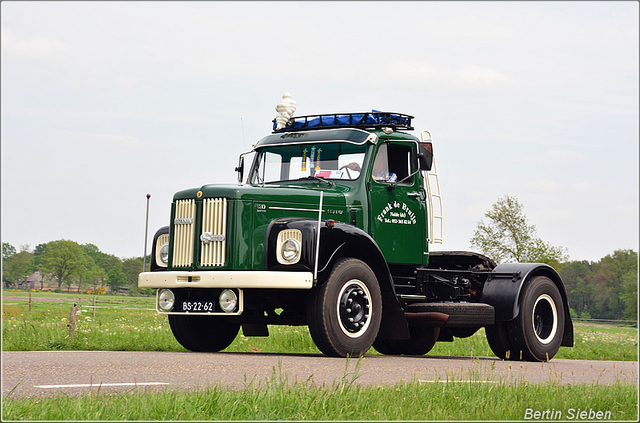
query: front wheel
168 315 240 352
307 258 382 357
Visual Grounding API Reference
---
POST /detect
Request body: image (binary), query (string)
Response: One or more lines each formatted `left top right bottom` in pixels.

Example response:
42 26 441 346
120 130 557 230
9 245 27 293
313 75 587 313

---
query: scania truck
139 108 573 361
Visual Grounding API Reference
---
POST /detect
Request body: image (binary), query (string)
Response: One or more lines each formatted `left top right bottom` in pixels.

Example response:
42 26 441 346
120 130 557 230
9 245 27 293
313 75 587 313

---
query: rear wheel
373 326 442 356
307 258 382 357
372 338 402 355
511 276 565 361
391 326 440 355
168 315 240 352
489 276 565 362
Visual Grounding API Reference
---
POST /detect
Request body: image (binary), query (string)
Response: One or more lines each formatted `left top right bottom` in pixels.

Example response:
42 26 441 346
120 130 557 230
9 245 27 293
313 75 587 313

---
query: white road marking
36 382 169 389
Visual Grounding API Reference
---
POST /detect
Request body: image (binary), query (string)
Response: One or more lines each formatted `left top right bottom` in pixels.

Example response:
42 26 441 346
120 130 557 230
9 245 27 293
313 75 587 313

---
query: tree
82 243 120 275
470 195 568 267
560 249 637 320
106 265 126 293
2 250 34 288
40 240 89 290
122 257 143 288
3 242 17 261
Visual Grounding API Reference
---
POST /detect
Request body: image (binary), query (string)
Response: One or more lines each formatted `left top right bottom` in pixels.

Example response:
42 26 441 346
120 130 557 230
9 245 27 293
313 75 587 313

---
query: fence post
69 303 78 339
93 296 96 318
29 293 32 312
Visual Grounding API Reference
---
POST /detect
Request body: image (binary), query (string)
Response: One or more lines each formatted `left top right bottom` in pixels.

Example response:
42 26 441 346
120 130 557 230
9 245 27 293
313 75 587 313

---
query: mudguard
481 262 573 347
150 226 170 272
265 218 410 340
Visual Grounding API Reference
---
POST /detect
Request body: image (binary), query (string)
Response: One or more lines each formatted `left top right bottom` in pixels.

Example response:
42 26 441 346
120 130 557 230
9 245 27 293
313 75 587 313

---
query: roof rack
272 111 414 133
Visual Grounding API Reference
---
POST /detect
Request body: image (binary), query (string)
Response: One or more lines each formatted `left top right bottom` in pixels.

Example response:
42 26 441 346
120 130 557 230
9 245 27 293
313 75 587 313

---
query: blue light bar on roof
272 111 414 133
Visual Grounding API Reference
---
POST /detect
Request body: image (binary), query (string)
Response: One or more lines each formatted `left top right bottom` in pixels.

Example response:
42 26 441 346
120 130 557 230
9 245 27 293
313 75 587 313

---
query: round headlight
158 289 175 311
219 289 238 313
160 244 169 264
281 239 300 263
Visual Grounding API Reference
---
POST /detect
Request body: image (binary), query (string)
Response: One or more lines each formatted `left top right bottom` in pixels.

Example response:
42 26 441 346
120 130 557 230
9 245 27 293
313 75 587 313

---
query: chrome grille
200 198 228 267
172 199 196 267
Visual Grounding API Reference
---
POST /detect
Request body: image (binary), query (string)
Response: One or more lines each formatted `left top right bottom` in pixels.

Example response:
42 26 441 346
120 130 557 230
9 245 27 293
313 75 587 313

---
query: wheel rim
532 294 558 345
337 279 372 338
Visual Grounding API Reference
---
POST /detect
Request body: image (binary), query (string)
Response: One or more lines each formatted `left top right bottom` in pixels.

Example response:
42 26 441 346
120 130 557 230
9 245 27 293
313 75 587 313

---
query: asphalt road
3 351 637 398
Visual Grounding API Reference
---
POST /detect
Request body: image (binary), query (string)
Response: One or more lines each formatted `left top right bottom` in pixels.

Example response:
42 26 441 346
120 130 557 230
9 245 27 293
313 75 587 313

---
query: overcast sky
2 1 638 263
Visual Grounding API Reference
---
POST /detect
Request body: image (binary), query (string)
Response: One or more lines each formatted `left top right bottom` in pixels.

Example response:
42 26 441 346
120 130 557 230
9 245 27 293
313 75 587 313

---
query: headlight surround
158 289 175 311
276 229 302 265
155 234 170 267
219 289 238 313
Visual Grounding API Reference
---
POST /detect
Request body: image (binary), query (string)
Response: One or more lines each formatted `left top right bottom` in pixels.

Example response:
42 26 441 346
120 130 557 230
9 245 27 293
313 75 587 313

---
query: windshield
250 142 367 184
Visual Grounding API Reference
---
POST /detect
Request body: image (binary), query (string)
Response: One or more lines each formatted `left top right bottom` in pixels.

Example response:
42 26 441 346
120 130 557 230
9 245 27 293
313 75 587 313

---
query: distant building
17 271 43 290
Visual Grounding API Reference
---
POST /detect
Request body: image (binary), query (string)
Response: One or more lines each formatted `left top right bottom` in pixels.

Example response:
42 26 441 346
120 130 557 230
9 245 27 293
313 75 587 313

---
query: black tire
372 338 403 355
373 327 440 356
307 258 382 357
168 315 240 352
397 326 440 355
508 276 565 361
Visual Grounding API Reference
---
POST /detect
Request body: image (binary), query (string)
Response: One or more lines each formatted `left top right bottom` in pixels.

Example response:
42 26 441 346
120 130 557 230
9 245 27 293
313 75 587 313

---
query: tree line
2 240 151 295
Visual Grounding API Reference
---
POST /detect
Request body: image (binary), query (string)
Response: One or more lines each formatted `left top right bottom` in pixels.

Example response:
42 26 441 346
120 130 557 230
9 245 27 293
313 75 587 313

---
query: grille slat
172 199 196 267
200 198 227 267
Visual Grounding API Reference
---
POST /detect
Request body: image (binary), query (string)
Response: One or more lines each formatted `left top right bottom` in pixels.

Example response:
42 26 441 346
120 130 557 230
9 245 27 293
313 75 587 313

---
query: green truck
139 110 573 361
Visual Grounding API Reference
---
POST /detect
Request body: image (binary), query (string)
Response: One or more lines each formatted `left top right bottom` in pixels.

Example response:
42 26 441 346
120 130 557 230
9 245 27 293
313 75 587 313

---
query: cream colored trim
139 270 314 289
276 229 302 265
155 234 169 267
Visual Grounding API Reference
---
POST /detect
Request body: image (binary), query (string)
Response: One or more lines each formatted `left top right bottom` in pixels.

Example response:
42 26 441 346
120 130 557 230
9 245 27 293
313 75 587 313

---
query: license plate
181 300 215 313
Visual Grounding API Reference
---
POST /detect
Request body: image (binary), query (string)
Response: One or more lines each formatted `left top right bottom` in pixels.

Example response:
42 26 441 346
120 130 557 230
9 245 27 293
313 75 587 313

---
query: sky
2 1 638 263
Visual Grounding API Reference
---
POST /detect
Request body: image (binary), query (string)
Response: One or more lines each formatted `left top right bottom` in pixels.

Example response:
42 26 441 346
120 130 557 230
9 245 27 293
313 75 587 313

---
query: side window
372 143 414 184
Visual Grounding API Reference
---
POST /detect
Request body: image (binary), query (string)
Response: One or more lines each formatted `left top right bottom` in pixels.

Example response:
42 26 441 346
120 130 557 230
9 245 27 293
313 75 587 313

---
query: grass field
2 290 638 421
3 373 637 421
2 290 637 361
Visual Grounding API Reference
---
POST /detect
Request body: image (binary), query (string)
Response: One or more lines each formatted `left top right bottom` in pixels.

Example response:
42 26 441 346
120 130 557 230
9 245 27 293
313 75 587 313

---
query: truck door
368 141 428 266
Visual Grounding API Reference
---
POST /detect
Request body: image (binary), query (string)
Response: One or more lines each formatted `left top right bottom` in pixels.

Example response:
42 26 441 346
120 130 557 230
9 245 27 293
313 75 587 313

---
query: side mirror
235 156 245 184
418 141 433 171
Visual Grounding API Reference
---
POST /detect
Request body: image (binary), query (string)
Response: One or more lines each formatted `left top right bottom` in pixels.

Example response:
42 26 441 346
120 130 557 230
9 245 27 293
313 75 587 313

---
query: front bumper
138 270 314 289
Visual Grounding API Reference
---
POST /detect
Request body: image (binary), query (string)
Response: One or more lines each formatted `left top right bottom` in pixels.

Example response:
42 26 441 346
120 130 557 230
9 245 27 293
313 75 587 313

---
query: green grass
2 290 638 361
3 291 638 421
2 360 637 421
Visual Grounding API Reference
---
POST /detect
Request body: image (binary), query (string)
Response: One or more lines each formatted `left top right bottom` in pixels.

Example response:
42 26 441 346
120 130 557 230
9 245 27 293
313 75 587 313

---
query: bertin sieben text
524 408 612 420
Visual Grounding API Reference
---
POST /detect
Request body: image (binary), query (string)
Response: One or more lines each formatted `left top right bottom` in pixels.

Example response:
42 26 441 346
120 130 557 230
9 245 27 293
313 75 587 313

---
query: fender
265 218 410 340
481 262 573 347
150 226 170 272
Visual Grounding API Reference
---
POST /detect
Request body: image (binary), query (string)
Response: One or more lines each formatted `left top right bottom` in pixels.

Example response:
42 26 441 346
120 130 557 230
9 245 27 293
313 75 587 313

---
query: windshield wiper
299 176 334 187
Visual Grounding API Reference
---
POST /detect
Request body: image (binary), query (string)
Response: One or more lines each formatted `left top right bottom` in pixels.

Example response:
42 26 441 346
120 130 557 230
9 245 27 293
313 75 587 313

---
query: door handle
408 190 426 201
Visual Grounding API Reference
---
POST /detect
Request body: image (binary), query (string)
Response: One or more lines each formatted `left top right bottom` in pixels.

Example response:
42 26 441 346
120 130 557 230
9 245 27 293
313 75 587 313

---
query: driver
371 152 397 183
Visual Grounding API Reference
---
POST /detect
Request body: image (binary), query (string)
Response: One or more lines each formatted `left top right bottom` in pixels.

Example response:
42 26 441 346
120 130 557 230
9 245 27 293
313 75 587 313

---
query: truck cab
139 111 573 361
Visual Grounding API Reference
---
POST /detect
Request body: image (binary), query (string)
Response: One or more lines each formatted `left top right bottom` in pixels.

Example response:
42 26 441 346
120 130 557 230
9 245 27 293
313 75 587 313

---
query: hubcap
337 279 372 338
532 294 558 344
